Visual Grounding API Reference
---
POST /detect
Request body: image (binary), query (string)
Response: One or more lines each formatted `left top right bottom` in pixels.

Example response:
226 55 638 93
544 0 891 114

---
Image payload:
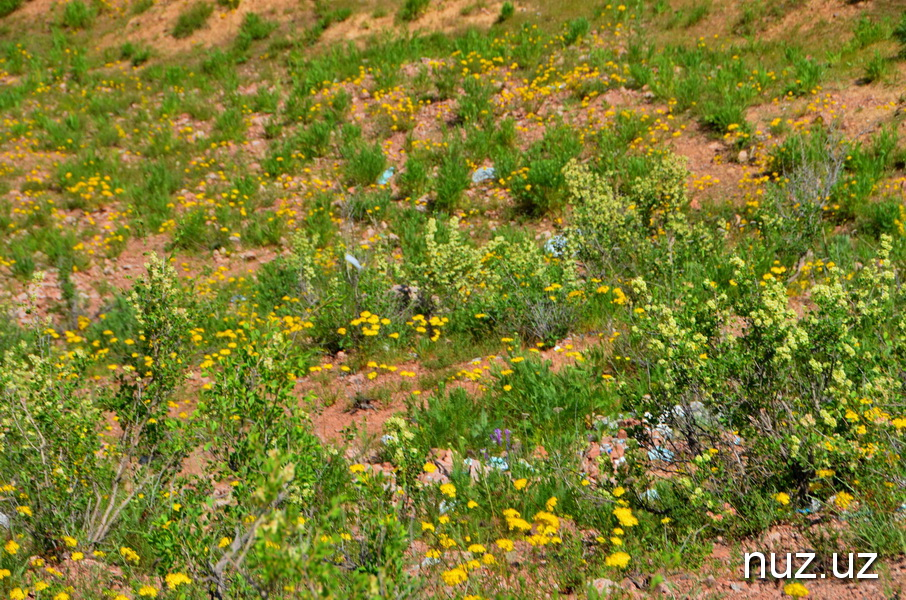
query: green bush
624 237 905 519
171 2 213 39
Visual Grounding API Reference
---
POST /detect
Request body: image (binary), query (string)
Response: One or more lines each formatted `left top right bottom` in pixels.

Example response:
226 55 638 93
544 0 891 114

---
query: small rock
704 575 716 588
730 582 746 592
737 150 749 163
592 578 617 594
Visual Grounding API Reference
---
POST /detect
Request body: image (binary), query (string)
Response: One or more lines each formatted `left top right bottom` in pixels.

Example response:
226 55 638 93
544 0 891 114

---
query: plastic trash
647 446 675 462
377 167 395 186
544 234 569 258
471 166 496 184
796 498 822 515
489 456 509 471
345 253 363 271
642 488 661 502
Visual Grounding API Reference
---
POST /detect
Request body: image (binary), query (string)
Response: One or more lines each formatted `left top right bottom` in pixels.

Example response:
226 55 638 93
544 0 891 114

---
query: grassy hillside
1 0 906 598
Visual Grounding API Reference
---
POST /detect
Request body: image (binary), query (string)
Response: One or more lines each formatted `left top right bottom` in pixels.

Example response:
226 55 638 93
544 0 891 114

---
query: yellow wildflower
605 551 631 568
165 573 192 590
612 507 638 527
441 567 468 586
784 582 809 597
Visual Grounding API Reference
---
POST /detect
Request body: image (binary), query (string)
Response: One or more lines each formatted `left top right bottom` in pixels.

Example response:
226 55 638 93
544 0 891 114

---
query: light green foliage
0 339 100 551
563 158 641 269
626 237 905 518
418 216 486 302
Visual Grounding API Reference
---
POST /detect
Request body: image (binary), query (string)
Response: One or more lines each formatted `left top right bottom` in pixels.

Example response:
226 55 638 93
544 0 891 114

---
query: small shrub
131 0 153 14
399 155 429 199
783 49 823 96
0 0 22 17
343 142 387 187
847 15 889 51
498 1 514 23
398 0 429 22
62 0 96 29
894 11 906 48
562 17 590 46
237 11 276 44
862 50 889 83
434 148 470 212
304 4 351 45
171 2 213 39
120 41 150 66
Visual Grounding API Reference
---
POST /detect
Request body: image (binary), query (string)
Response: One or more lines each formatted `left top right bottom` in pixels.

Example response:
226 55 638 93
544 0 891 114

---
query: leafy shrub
624 237 905 519
171 2 213 39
